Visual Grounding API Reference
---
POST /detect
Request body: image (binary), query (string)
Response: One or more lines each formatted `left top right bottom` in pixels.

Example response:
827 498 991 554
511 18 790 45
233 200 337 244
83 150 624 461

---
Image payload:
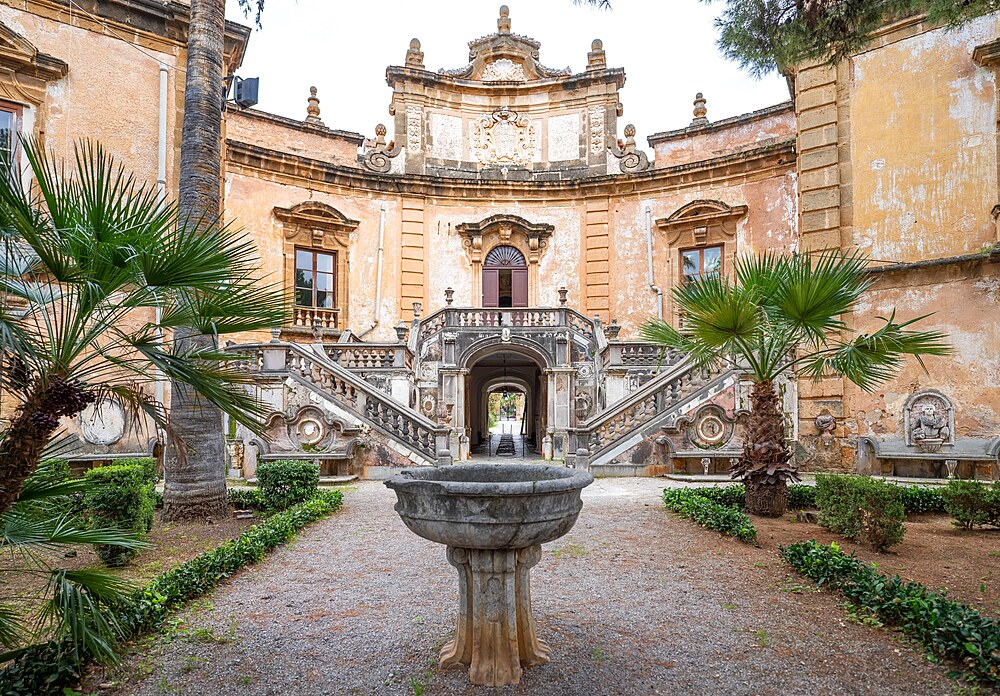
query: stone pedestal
440 544 550 686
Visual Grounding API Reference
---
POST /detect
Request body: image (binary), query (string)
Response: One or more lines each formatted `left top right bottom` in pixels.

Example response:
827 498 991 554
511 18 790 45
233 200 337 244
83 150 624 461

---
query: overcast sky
223 0 790 147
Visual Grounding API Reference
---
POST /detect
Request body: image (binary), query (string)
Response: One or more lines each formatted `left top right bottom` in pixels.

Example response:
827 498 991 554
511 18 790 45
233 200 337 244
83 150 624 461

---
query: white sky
223 0 790 147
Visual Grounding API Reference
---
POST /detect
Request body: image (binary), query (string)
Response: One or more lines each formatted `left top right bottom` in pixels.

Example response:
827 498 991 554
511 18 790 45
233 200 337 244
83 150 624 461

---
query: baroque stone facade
1 3 998 480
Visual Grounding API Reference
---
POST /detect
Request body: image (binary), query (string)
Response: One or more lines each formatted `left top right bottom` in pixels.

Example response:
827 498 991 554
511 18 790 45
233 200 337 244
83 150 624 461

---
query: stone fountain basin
385 463 594 550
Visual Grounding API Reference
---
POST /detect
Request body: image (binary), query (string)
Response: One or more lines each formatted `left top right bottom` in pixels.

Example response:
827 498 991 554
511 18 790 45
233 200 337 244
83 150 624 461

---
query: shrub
256 460 320 511
814 474 906 552
685 483 816 511
662 488 758 544
114 457 158 484
83 464 154 566
941 479 1000 530
227 487 267 511
782 541 1000 686
0 639 81 696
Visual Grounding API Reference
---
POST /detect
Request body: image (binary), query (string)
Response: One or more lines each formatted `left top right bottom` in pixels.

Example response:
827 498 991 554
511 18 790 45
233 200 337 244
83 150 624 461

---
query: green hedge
0 490 344 695
112 457 158 484
687 481 944 516
227 487 267 511
782 540 1000 686
941 480 1000 530
256 460 320 511
815 474 905 552
662 488 758 544
83 464 155 566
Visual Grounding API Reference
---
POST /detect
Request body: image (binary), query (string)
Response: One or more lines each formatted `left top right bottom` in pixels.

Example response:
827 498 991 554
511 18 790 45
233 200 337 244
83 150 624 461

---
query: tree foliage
700 0 1000 76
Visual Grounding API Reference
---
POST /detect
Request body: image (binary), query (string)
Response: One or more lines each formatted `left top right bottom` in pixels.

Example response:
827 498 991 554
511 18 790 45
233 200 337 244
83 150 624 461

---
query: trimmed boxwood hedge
782 540 1000 686
0 490 344 696
662 488 758 544
684 481 945 515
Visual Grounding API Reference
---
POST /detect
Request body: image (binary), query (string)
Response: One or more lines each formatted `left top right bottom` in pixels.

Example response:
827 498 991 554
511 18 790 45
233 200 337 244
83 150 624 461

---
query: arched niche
274 202 359 336
456 214 554 307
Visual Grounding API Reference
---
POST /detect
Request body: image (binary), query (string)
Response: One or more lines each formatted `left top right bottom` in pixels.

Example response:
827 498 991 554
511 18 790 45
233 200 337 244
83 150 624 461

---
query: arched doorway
482 245 528 308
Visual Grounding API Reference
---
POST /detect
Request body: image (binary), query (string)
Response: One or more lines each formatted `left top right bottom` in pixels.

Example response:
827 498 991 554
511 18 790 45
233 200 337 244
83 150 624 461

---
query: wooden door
482 268 499 307
511 268 528 307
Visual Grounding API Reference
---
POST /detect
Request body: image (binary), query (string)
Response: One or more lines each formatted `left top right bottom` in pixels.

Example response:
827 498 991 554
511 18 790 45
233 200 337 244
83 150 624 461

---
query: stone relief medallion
472 106 536 165
481 58 526 82
421 394 437 418
419 362 438 382
904 390 954 451
689 405 734 449
78 399 126 445
295 417 325 446
501 328 512 343
576 363 594 380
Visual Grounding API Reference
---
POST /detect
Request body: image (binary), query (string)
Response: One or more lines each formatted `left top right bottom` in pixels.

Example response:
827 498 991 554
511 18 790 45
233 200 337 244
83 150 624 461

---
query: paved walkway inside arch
117 479 953 695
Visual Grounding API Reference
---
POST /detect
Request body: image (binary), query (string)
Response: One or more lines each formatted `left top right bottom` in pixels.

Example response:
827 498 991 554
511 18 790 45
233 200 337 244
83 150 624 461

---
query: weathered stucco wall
649 105 796 168
226 109 363 168
850 14 1000 262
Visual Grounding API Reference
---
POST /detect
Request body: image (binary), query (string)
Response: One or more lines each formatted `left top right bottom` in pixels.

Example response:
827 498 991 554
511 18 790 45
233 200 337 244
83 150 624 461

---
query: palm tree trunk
737 380 792 517
163 0 228 521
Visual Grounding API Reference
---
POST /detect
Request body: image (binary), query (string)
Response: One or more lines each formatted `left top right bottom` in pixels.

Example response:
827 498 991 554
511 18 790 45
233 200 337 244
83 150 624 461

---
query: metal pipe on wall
155 63 168 410
645 206 663 320
357 203 387 338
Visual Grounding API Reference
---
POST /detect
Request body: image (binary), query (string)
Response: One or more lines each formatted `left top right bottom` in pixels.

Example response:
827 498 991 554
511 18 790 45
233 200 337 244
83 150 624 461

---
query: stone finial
692 92 708 126
498 5 511 33
623 123 636 139
305 86 322 125
406 38 425 68
587 38 606 70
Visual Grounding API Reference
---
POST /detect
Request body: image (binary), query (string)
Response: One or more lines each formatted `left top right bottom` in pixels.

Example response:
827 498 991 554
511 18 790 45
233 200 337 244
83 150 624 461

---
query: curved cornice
225 138 796 202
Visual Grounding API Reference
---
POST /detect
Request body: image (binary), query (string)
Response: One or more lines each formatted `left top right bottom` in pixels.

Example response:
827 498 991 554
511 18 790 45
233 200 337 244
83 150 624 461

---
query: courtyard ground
104 478 967 696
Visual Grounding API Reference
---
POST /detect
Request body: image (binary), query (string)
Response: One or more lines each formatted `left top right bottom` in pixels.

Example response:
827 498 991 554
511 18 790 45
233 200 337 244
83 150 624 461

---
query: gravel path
116 478 956 696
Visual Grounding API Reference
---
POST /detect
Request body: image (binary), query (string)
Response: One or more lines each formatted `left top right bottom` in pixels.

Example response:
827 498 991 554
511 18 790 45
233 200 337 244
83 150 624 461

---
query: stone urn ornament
385 463 594 686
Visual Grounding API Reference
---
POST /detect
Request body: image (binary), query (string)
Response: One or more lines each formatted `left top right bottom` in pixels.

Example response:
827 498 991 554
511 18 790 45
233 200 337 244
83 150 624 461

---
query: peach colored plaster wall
651 109 796 168
226 110 361 168
851 14 1000 262
0 5 183 191
844 268 1000 440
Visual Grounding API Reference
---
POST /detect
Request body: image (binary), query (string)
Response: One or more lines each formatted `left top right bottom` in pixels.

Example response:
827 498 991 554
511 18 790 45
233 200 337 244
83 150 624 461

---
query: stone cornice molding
0 22 68 83
386 65 626 93
225 138 796 201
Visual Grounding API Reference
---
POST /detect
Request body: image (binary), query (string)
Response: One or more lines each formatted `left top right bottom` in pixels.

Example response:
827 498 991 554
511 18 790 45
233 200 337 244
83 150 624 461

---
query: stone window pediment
456 214 554 307
275 202 358 334
655 199 747 248
0 21 68 106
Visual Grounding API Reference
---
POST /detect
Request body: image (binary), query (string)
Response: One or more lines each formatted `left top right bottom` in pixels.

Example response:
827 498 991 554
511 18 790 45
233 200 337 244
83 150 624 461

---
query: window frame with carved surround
0 100 22 175
679 244 723 285
274 202 358 337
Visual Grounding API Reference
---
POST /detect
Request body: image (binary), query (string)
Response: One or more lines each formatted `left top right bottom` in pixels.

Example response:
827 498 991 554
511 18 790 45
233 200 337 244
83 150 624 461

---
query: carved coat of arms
472 106 535 165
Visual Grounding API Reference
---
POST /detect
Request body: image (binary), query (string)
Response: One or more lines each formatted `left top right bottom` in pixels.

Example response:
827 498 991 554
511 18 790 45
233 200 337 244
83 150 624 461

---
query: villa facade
0 2 997 480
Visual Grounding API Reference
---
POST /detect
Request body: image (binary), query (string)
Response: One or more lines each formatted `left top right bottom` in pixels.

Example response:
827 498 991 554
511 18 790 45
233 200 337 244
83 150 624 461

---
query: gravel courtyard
114 478 956 696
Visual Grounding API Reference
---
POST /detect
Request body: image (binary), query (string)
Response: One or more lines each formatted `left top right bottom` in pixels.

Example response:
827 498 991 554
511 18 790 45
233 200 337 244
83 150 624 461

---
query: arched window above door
485 245 526 267
483 245 527 308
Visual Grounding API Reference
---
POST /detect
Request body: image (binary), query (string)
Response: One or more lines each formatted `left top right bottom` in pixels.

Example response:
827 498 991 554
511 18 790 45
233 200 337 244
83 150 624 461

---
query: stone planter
385 463 593 686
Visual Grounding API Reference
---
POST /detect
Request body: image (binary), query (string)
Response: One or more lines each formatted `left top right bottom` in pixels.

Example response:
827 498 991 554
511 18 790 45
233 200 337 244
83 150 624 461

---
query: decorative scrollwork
362 123 401 173
608 123 650 174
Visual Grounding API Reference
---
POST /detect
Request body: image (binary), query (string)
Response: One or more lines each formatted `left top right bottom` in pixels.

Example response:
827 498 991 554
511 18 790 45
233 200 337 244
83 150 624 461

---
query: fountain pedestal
441 545 550 686
385 463 593 687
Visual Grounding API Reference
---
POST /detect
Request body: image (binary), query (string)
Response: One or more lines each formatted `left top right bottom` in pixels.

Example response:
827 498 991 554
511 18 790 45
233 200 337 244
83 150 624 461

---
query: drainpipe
645 206 663 320
155 64 168 410
357 203 386 339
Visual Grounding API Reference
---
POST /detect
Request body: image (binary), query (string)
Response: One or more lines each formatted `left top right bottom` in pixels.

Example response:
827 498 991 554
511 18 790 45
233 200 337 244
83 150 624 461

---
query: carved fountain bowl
385 463 594 550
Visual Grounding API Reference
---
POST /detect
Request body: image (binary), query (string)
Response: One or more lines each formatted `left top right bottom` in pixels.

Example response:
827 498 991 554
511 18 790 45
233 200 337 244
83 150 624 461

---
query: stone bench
856 435 1000 481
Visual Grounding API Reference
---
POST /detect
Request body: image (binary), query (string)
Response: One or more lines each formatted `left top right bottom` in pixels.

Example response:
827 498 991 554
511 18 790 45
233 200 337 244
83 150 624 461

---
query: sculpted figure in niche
912 404 950 443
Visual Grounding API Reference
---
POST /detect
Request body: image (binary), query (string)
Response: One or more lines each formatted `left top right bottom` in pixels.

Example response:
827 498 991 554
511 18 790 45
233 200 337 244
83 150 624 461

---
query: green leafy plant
256 460 320 511
84 464 156 566
782 540 1000 686
226 488 267 511
0 490 343 694
814 474 905 552
641 252 948 517
0 139 289 520
941 480 1000 530
662 488 758 544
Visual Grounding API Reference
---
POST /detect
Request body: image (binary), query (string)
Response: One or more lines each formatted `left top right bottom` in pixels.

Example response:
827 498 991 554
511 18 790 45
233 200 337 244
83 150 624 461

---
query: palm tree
640 252 949 516
168 0 266 521
0 139 288 518
0 460 144 667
